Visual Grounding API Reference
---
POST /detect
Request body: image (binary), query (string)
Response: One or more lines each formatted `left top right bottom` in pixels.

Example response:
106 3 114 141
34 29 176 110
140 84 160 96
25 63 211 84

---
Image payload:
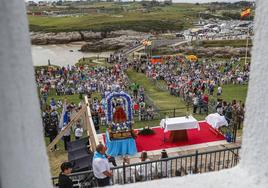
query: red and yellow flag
241 8 251 18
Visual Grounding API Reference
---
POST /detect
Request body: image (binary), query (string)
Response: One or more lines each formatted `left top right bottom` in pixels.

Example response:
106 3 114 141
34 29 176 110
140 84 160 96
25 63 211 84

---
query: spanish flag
241 8 251 18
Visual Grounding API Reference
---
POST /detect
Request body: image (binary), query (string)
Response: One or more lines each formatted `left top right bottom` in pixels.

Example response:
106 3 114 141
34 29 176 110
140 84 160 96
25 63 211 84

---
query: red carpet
135 122 225 152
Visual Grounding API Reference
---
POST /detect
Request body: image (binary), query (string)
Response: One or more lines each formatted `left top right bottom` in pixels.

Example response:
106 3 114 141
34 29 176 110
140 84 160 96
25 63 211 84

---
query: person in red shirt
80 65 84 71
98 106 103 115
203 94 209 104
133 102 139 114
202 94 209 114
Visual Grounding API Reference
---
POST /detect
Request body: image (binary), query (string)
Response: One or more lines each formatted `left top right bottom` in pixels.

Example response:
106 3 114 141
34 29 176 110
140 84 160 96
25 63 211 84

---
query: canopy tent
187 55 198 62
149 54 199 65
150 56 163 64
191 28 200 33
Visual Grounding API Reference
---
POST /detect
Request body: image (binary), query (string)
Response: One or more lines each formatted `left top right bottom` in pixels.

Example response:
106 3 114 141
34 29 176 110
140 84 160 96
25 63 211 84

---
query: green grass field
127 70 185 110
46 137 68 177
215 84 248 103
28 3 206 32
27 1 254 33
75 57 113 68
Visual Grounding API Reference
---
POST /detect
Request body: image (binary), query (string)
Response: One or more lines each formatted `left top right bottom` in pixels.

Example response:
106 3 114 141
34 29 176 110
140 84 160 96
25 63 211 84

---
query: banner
58 101 67 129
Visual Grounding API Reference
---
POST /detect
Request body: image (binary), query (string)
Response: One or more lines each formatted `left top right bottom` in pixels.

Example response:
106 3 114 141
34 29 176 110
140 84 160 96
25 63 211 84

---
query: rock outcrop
79 31 102 40
30 30 147 45
31 32 82 45
80 34 146 52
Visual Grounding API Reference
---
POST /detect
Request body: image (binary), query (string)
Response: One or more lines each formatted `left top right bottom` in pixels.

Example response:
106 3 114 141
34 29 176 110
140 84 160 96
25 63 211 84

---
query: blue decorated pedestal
105 131 137 157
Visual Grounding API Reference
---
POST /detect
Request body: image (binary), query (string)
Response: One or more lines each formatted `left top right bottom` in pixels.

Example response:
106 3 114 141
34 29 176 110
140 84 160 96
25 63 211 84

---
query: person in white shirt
74 123 83 140
193 95 199 114
57 100 63 108
217 86 222 96
61 124 71 151
93 144 113 187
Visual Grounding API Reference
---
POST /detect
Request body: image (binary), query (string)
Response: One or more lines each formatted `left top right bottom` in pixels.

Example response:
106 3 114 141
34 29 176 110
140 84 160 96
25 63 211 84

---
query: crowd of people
132 55 248 126
110 149 171 184
36 53 155 150
215 99 245 129
36 63 129 104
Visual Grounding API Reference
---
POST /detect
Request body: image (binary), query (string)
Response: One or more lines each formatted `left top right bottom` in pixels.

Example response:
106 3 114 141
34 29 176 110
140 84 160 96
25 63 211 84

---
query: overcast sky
26 0 254 3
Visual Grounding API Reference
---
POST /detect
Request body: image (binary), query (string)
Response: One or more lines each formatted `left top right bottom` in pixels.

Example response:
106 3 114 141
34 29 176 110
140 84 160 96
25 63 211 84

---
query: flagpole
244 26 250 65
243 7 251 65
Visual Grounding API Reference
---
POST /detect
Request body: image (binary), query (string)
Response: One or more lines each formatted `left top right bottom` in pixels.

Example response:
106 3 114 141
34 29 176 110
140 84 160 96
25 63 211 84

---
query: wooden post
84 96 99 151
85 107 95 149
47 106 86 151
82 106 87 130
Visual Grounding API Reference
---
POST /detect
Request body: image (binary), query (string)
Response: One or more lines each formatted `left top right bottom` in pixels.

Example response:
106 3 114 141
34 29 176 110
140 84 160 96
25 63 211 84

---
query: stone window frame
0 0 267 188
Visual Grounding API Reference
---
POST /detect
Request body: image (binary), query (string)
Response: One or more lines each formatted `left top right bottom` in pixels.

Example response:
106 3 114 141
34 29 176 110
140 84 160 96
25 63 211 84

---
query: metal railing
52 146 240 187
132 103 214 123
133 107 189 121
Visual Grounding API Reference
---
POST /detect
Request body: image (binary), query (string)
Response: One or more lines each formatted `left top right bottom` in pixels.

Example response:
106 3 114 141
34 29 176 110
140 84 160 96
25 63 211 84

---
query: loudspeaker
68 147 90 162
67 137 93 172
67 137 89 153
71 154 94 173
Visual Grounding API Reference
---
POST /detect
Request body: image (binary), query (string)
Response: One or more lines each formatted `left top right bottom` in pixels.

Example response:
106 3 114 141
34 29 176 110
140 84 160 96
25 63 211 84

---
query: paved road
170 40 189 47
124 44 145 55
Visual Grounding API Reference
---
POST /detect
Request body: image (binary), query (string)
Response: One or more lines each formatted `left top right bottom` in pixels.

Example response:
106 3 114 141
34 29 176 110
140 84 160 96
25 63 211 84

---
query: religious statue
113 100 127 123
105 92 133 140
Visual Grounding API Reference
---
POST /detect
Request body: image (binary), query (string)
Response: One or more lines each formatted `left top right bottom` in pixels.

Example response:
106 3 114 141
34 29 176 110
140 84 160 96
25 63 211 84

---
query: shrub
138 126 155 135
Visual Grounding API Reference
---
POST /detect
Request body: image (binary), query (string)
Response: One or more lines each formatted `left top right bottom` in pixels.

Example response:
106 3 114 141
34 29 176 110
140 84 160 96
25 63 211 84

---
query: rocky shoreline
153 45 251 58
31 30 147 52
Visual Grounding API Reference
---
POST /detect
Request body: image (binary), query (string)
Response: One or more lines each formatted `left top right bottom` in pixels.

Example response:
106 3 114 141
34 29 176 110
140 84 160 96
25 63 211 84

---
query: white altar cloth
160 116 199 132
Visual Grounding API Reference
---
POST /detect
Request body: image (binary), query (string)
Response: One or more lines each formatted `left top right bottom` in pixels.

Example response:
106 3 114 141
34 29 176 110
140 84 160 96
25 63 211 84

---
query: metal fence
52 146 240 187
133 107 190 121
